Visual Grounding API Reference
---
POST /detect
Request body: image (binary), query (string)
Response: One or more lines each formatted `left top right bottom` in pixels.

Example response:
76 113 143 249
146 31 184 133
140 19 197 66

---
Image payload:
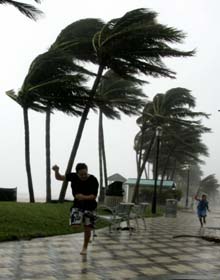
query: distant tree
133 88 209 203
149 122 210 193
199 174 220 201
175 164 204 197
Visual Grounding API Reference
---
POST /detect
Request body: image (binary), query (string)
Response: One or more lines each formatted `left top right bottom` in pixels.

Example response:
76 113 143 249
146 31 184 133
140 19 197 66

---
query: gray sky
0 0 219 200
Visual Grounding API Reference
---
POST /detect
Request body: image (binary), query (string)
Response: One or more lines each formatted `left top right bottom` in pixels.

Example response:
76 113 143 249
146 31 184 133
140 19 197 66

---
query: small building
123 178 176 202
108 173 127 184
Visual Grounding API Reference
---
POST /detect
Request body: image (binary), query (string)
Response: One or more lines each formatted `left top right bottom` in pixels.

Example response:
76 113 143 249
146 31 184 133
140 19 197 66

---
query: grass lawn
0 202 164 242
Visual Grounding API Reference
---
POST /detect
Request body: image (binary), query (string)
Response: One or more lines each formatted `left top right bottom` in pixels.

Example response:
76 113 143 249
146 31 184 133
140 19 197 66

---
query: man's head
202 194 207 200
76 163 88 181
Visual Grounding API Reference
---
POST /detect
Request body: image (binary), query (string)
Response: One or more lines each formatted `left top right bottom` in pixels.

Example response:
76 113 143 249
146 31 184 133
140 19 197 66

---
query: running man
195 194 210 227
52 163 99 255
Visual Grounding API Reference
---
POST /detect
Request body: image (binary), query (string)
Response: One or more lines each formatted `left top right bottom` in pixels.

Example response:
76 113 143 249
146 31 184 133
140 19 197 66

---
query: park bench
95 203 134 236
93 202 149 239
130 202 149 231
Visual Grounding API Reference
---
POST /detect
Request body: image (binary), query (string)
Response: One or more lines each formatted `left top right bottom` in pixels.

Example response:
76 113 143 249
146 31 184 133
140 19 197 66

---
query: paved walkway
1 210 220 280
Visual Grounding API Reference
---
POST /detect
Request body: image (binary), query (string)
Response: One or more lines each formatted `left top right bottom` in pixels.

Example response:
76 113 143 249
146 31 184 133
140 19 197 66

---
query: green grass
0 202 108 242
0 202 164 242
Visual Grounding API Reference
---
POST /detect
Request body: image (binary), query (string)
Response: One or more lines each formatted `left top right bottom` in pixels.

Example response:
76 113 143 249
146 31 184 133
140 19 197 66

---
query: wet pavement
0 210 220 279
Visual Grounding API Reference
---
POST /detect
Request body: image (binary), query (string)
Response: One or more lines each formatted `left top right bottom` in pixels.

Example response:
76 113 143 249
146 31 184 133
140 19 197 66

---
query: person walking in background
194 194 210 227
52 163 99 255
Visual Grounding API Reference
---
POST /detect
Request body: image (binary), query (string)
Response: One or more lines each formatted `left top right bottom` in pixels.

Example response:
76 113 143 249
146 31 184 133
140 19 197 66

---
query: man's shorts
70 207 96 228
197 209 207 217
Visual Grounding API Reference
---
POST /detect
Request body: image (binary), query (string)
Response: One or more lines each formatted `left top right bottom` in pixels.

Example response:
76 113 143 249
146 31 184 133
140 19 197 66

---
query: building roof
108 173 127 182
124 178 175 188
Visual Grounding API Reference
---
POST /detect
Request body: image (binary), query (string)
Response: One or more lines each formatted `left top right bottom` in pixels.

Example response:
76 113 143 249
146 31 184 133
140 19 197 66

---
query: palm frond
95 70 146 119
50 18 105 63
96 8 194 79
0 0 43 20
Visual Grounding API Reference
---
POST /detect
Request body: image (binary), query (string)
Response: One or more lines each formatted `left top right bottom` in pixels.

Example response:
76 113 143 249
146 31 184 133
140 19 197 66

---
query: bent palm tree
19 50 92 202
52 9 194 201
0 0 42 20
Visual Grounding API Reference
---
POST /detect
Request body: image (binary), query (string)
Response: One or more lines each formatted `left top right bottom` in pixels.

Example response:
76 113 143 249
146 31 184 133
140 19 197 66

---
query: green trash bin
165 199 177 217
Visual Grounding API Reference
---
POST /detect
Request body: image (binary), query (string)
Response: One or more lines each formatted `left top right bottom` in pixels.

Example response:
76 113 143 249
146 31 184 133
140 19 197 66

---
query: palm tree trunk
158 163 168 204
137 126 145 173
59 65 104 202
46 106 51 202
136 127 145 179
171 159 177 180
159 153 172 194
101 111 108 188
132 133 156 203
23 107 35 203
98 110 104 202
144 166 148 179
136 151 139 174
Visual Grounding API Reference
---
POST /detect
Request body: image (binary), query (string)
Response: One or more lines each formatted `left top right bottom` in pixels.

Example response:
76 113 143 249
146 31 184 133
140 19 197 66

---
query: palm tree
18 50 92 202
6 89 45 202
0 0 42 20
95 70 146 201
132 88 209 203
51 9 194 201
151 122 209 195
199 174 220 201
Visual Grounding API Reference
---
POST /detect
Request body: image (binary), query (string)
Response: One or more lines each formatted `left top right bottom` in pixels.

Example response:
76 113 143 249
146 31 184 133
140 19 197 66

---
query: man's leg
80 226 92 255
199 216 203 227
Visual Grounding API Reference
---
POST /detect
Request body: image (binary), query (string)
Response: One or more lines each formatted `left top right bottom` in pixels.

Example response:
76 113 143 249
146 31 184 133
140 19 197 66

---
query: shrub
139 188 182 205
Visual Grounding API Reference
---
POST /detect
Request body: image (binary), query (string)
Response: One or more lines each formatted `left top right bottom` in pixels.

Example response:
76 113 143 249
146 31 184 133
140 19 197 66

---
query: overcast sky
0 0 219 201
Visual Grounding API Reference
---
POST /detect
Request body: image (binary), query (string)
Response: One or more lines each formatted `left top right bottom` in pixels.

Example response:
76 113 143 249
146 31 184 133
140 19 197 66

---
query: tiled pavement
0 210 220 280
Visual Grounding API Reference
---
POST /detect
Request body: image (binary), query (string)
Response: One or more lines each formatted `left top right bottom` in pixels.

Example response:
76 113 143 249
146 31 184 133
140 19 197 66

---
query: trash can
0 187 17 201
165 199 177 217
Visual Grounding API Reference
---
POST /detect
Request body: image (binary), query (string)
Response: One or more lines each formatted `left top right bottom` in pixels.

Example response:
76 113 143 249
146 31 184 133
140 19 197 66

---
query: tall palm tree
18 50 92 202
6 89 45 202
0 0 42 20
132 88 209 203
95 70 146 201
51 9 194 201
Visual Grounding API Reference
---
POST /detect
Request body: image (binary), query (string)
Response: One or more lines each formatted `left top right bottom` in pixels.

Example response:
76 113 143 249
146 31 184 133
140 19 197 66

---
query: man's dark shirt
66 173 99 211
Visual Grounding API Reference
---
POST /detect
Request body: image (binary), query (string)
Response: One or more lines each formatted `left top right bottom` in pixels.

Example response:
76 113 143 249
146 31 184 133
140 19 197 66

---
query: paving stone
0 211 219 279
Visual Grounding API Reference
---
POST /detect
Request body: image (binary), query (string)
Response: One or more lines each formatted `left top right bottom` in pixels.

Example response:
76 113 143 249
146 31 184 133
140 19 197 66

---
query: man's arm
52 165 65 181
206 202 210 211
